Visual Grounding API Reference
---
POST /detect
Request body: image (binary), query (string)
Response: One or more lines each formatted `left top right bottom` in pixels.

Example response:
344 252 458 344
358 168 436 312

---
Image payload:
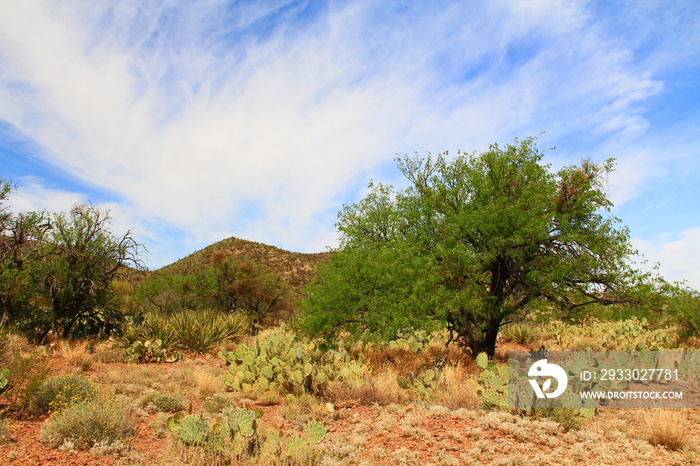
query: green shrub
40 394 135 450
139 391 186 413
31 373 98 415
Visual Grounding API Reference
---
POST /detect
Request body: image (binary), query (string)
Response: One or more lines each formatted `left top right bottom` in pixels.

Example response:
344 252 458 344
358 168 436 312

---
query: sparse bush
203 394 233 414
31 373 98 415
279 393 330 424
431 363 480 411
139 391 186 413
40 394 135 450
532 408 581 432
1 346 52 416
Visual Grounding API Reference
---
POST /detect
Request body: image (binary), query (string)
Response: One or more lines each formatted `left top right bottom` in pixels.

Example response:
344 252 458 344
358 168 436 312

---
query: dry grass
326 367 408 406
642 409 691 451
193 370 225 397
53 340 94 371
431 362 480 411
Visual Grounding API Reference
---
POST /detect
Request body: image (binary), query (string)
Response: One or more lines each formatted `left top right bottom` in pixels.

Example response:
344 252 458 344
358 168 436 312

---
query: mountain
157 236 330 289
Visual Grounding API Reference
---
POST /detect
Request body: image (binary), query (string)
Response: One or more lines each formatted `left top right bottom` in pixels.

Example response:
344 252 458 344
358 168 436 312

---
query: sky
0 0 699 289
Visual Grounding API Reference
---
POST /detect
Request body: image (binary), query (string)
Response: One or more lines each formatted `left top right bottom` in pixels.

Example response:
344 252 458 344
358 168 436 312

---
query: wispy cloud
0 0 698 287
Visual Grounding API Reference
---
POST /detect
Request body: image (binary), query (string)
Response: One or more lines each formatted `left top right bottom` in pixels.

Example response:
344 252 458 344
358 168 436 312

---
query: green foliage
138 253 292 335
397 368 440 399
40 393 134 450
167 407 325 463
475 353 509 411
301 137 640 357
26 204 143 340
31 373 98 415
219 326 370 395
0 186 143 341
116 308 246 360
664 283 700 339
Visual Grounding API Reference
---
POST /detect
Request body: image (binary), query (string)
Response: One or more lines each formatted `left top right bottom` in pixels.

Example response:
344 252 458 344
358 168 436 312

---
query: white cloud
632 229 700 291
0 0 696 268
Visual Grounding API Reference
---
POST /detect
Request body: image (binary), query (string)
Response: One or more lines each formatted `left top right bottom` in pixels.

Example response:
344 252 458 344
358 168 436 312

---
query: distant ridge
158 237 330 289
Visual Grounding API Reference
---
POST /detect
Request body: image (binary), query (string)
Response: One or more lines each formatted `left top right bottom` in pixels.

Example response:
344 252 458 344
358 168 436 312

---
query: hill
158 236 330 289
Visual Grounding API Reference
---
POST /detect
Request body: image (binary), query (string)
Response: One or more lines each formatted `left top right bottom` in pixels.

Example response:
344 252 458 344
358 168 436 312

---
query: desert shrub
203 394 233 414
141 313 179 348
139 391 186 413
532 408 581 432
1 346 52 416
279 393 330 424
31 373 98 415
40 394 135 450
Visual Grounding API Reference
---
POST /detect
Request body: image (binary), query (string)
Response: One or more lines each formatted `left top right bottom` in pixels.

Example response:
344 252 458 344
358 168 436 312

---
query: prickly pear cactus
171 414 208 445
305 420 326 445
475 352 509 410
219 325 371 395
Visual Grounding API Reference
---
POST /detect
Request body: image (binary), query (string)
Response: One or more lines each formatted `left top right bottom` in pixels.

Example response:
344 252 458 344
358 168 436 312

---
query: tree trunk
468 318 501 358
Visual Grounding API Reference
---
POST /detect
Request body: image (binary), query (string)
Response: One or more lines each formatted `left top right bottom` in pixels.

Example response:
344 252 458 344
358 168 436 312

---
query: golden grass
431 362 480 411
642 409 690 451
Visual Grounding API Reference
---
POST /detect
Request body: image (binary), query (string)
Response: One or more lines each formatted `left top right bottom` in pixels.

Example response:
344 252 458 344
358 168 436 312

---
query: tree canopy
300 137 640 356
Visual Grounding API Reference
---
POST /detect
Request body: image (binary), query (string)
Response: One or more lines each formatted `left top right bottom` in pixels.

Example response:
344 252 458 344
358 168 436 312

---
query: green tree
301 137 639 356
0 179 51 326
27 204 143 339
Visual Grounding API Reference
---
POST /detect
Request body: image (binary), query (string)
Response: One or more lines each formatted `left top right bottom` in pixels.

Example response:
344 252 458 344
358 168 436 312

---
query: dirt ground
1 354 698 465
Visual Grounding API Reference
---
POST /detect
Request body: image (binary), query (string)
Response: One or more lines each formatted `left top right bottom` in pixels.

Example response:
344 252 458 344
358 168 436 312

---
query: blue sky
0 0 699 289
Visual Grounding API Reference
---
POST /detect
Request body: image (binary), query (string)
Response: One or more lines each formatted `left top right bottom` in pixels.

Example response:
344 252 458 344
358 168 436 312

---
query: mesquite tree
301 137 638 356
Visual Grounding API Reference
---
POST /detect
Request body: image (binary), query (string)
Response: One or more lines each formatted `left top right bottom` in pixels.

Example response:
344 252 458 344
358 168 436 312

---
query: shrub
31 373 98 415
40 394 135 450
139 392 186 413
1 346 52 416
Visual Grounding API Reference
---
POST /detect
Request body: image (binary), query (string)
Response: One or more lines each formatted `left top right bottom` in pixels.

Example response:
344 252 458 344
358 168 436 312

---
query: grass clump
40 393 135 451
31 373 98 415
643 409 690 451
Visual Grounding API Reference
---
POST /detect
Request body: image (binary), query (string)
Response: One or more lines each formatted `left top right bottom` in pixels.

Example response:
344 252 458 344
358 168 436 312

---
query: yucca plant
170 309 247 356
141 314 179 349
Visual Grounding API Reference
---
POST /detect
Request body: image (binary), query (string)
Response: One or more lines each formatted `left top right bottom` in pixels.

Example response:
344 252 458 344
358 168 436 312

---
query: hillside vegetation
160 236 330 290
